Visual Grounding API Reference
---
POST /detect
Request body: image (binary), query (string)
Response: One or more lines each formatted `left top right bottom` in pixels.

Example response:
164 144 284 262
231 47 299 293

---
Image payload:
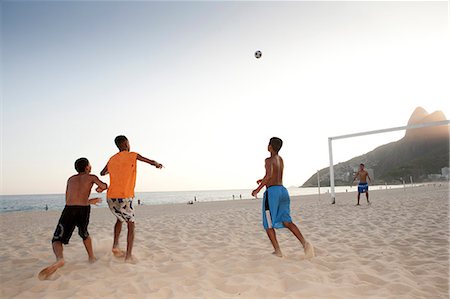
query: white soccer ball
255 50 262 59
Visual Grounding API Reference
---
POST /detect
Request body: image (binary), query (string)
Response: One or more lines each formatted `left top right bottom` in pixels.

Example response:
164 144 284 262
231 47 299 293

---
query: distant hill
302 107 449 187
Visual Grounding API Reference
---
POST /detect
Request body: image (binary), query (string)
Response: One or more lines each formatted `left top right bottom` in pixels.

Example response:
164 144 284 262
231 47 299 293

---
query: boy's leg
112 219 125 257
283 222 306 247
125 221 135 262
357 192 361 205
38 242 65 280
82 236 96 263
107 199 126 257
77 206 96 262
263 191 282 257
366 191 370 204
39 207 75 280
283 222 315 258
266 228 282 257
53 240 64 260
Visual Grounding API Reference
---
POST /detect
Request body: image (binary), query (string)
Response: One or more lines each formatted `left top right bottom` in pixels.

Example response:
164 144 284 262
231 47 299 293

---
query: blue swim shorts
358 183 369 193
262 185 293 229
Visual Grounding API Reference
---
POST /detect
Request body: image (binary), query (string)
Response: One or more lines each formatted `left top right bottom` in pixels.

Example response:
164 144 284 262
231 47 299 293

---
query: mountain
302 107 449 187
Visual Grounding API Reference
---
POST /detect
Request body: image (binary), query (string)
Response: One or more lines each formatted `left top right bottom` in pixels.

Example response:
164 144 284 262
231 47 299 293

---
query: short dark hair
74 158 89 173
114 135 128 149
360 163 365 167
269 137 283 153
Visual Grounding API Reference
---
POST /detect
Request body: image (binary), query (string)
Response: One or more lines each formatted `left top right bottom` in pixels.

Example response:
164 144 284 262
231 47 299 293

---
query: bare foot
38 259 65 280
112 248 125 258
304 242 315 259
89 256 97 263
272 249 283 258
125 255 138 264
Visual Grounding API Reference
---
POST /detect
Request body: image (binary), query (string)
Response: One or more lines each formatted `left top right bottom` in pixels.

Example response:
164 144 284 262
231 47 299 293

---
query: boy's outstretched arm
89 197 102 205
100 165 108 176
351 172 358 184
252 159 272 198
92 175 108 193
137 154 163 169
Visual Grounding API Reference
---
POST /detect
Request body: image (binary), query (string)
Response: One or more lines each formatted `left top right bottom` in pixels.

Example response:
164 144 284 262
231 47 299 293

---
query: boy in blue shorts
352 163 372 205
252 137 314 258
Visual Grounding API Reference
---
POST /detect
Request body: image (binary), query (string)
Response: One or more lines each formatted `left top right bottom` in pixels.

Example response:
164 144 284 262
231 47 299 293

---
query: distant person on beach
352 163 372 205
101 135 163 263
38 158 107 280
252 137 314 258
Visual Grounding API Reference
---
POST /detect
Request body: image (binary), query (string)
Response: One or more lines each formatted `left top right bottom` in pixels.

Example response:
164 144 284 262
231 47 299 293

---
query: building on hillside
428 173 442 180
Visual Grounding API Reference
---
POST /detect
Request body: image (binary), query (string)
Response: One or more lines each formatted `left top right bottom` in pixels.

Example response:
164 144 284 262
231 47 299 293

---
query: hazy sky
1 1 449 195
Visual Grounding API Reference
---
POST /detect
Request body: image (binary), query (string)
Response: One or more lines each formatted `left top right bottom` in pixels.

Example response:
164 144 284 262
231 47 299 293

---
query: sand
0 183 448 298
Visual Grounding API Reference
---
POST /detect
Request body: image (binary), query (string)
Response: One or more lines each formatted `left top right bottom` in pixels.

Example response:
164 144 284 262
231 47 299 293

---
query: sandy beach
0 183 448 298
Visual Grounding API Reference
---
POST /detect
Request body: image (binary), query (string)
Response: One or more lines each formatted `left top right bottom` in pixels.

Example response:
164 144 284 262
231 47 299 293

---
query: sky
1 1 449 195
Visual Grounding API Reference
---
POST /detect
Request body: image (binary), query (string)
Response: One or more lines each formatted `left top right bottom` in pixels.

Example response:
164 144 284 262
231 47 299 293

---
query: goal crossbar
328 120 450 204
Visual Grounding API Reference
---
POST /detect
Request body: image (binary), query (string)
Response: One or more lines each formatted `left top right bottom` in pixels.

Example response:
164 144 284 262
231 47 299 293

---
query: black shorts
52 205 91 244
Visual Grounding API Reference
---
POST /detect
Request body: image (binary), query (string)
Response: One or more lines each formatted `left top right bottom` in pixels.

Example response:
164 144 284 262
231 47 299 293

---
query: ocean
0 185 404 213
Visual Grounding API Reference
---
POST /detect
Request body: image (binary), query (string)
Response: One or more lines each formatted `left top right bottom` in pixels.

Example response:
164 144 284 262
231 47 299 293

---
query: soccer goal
328 120 450 204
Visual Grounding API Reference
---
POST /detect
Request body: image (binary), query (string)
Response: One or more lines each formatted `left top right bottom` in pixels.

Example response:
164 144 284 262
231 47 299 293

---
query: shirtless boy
38 158 107 280
252 137 314 258
352 163 372 205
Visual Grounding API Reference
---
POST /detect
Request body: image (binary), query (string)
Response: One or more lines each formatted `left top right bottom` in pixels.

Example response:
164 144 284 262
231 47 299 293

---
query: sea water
0 185 404 213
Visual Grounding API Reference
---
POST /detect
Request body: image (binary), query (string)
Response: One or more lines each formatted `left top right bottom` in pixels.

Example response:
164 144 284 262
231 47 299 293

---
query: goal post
328 120 450 204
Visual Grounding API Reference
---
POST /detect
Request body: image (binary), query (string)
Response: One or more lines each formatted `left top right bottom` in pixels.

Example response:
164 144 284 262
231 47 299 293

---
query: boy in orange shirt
101 135 163 262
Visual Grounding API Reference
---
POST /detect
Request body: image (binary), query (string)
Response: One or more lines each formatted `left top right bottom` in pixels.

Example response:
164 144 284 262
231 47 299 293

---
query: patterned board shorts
107 198 135 223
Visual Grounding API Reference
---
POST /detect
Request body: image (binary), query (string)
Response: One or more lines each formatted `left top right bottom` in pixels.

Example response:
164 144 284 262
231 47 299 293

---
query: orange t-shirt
106 151 138 199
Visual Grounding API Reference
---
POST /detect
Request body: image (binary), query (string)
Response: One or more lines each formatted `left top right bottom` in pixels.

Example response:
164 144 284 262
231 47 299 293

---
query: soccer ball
255 50 262 59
